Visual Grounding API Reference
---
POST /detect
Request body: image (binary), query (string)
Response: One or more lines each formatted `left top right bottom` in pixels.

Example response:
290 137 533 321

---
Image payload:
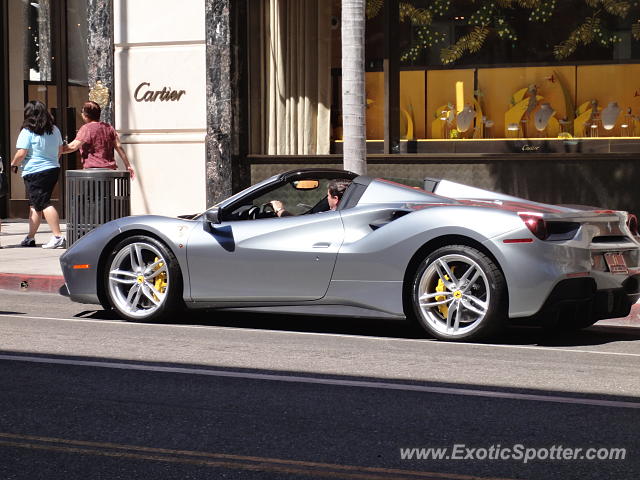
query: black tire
409 245 507 341
103 235 184 322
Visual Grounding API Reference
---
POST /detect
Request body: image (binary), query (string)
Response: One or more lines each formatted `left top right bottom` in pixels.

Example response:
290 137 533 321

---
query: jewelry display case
332 63 640 154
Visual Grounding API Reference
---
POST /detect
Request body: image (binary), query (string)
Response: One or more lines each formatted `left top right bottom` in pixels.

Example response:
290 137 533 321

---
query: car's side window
252 179 330 216
226 179 332 220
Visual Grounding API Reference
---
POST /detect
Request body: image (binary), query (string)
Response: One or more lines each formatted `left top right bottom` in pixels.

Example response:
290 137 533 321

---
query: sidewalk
0 219 66 293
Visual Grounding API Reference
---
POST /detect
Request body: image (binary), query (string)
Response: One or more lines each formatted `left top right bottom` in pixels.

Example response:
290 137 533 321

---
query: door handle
312 242 331 248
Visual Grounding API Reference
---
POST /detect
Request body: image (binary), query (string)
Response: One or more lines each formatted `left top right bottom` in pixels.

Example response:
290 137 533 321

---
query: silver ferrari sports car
60 168 640 341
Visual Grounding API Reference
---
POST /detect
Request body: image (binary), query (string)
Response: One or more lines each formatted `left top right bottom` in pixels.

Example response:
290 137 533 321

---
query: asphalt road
1 290 639 480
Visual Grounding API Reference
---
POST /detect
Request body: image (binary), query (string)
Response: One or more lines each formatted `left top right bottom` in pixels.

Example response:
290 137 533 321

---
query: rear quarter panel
330 204 571 317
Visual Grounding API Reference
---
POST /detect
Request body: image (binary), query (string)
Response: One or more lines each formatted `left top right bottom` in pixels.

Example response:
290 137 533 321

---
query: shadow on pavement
496 323 640 347
74 308 427 338
71 307 640 346
74 309 122 321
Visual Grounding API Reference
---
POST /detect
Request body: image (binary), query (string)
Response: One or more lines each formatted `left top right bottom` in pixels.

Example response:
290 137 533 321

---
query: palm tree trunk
341 0 367 175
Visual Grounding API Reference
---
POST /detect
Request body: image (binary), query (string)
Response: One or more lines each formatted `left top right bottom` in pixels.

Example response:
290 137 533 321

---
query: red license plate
604 252 628 274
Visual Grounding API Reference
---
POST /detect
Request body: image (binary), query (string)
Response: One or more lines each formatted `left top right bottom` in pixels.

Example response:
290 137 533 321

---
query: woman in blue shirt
10 101 65 248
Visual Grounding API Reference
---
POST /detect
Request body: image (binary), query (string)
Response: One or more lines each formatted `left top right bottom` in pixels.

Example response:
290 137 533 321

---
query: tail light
518 213 548 240
627 214 639 236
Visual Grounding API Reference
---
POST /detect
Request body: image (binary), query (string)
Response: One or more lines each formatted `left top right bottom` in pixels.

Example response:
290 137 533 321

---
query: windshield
188 174 281 219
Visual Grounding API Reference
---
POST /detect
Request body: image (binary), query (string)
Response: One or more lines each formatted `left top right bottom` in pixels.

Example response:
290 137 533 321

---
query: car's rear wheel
104 235 183 321
411 245 507 341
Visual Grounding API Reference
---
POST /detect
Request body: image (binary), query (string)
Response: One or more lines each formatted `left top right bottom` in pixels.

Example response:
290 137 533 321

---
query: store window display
248 0 640 154
348 0 640 149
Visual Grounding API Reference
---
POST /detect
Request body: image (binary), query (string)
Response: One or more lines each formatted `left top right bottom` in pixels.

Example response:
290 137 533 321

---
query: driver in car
270 179 352 217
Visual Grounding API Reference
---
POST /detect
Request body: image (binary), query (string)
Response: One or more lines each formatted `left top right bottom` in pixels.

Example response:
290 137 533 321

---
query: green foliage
441 26 490 64
366 0 384 19
398 0 451 62
596 0 631 17
367 0 640 64
553 1 633 60
494 0 542 8
528 0 557 22
553 16 601 59
399 3 433 25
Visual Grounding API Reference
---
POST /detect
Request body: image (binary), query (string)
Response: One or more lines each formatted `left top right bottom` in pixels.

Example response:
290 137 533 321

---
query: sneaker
20 236 36 247
42 236 65 249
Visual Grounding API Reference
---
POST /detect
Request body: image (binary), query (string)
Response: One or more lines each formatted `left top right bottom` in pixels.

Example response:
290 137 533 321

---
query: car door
186 210 345 302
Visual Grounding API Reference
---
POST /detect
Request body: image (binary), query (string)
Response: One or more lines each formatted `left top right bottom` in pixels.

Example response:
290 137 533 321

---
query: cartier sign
521 145 541 152
134 82 186 102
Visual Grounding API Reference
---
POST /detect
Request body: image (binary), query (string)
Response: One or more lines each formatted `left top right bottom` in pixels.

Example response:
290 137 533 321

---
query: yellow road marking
0 432 520 480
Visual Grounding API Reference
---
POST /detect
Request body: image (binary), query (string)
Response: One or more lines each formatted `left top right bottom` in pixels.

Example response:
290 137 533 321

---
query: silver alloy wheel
107 242 170 319
417 254 490 337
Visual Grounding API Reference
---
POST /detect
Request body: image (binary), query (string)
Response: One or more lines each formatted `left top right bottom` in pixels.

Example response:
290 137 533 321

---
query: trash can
65 169 130 246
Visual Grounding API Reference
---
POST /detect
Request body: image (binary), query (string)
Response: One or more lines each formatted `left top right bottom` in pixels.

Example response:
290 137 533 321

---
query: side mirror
205 208 221 225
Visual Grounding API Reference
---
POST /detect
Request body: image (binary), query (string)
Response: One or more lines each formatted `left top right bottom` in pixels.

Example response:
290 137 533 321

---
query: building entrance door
5 0 87 219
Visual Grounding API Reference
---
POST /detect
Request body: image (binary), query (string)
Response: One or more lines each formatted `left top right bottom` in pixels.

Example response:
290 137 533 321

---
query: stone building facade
2 0 640 219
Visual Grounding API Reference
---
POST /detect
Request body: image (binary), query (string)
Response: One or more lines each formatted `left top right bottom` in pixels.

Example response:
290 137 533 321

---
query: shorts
23 167 60 212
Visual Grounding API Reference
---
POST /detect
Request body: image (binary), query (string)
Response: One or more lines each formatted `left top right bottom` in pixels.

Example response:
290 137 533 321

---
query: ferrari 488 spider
61 168 640 341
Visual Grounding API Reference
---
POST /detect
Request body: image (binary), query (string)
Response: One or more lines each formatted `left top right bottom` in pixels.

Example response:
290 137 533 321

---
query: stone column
87 0 113 123
205 0 233 205
205 0 249 205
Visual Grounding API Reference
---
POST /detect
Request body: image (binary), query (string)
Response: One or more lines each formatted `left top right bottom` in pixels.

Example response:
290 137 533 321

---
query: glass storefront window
246 1 640 154
67 0 88 86
247 0 336 155
397 1 640 67
26 0 54 83
24 0 56 112
66 0 89 169
343 1 640 151
8 0 57 212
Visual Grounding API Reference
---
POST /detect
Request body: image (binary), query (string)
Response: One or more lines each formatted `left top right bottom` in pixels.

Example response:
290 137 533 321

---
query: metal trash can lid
66 169 130 178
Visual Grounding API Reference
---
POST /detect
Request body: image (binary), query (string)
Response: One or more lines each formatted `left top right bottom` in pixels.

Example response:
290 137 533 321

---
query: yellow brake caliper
434 277 450 318
152 257 167 301
434 267 455 318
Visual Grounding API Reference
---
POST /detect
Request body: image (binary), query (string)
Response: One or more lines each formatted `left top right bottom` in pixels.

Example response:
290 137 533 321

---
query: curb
0 273 66 294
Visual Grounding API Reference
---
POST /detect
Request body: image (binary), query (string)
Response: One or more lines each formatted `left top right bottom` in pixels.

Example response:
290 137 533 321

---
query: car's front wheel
411 245 507 341
104 235 183 321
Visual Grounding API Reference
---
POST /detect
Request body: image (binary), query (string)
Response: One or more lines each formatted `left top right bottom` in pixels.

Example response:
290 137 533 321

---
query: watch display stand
601 101 621 131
